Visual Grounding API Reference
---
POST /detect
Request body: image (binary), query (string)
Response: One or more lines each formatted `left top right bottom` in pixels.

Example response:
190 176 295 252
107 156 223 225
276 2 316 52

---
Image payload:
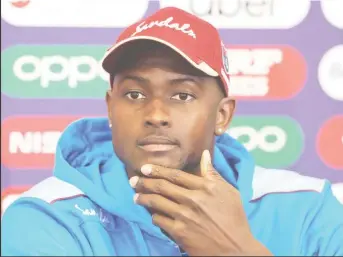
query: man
2 7 343 256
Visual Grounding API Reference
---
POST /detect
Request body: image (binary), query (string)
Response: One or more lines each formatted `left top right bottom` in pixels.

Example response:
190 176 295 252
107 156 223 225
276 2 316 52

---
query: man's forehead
117 69 206 85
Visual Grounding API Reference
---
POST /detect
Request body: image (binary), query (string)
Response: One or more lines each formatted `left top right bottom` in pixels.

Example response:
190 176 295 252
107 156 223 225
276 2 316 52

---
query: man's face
106 42 234 177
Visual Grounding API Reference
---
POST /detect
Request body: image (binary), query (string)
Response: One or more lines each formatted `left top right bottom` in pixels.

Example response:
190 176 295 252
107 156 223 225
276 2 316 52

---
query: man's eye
125 91 146 100
171 93 195 102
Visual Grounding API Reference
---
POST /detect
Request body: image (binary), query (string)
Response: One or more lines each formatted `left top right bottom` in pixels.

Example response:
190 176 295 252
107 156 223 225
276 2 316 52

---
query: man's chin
134 154 186 173
144 157 183 170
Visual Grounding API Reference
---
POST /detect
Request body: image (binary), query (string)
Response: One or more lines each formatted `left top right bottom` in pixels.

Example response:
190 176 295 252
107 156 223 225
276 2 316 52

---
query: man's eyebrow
116 74 205 88
117 75 149 85
168 76 204 87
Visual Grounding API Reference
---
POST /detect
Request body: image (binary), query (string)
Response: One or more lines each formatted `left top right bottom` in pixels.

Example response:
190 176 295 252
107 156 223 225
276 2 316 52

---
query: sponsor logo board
1 116 84 169
228 116 304 168
318 45 343 101
225 45 307 99
1 45 109 99
317 115 343 170
160 0 311 29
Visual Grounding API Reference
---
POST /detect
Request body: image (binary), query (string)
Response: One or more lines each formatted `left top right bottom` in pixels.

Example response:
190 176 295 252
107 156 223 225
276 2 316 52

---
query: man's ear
106 89 113 125
215 98 236 136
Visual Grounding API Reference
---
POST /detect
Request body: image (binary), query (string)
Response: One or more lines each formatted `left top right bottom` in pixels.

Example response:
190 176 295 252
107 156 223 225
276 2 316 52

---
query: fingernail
129 176 139 188
133 193 139 203
205 150 212 165
141 165 152 176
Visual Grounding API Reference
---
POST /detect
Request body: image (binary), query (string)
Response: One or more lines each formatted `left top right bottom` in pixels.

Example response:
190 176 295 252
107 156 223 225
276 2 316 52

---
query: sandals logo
1 45 110 99
132 16 197 39
227 116 304 168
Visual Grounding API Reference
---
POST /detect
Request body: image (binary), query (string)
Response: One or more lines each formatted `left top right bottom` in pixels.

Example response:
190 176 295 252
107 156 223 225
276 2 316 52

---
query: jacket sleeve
1 199 83 256
302 182 343 256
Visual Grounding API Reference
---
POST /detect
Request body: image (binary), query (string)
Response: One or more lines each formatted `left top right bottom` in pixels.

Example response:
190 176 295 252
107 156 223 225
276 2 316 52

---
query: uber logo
189 0 275 18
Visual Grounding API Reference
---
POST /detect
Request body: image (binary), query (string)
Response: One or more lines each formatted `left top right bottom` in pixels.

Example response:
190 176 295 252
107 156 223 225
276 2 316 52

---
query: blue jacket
2 117 343 256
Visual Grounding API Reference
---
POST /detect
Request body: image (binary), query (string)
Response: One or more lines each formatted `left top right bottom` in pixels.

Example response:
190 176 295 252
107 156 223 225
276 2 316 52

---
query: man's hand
129 150 272 256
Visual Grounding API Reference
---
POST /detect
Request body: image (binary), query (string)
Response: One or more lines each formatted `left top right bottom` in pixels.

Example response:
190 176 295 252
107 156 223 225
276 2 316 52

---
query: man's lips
137 136 178 152
139 144 177 152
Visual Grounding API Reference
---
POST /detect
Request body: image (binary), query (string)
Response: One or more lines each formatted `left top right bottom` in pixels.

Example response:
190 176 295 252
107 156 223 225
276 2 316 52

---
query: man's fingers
135 193 197 224
151 213 176 237
140 164 205 190
152 213 188 245
131 177 192 204
135 193 181 219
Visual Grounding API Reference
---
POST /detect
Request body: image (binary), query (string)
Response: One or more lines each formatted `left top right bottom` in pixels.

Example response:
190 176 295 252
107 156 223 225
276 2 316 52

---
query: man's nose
144 99 171 128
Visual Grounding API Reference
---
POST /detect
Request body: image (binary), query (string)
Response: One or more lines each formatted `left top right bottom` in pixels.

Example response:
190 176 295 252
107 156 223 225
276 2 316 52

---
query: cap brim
101 36 218 77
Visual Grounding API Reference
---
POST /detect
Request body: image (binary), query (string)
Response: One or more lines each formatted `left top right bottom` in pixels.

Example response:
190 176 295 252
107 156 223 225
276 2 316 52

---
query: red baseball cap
101 6 230 96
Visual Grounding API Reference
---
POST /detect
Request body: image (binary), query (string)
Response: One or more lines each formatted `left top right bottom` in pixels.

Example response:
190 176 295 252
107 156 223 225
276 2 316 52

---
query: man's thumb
200 149 216 177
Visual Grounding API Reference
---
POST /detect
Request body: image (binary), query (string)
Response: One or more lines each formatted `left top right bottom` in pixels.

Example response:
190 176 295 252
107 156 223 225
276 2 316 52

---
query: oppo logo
13 55 108 88
228 125 287 152
227 116 304 168
1 45 110 99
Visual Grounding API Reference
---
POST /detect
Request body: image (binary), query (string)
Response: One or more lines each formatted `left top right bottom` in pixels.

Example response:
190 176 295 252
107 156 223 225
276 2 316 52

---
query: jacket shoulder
20 176 85 203
251 166 326 201
1 190 84 255
251 166 343 256
2 176 98 226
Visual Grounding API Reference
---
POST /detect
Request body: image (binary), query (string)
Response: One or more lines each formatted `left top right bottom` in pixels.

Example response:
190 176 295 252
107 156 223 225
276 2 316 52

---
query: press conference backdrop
1 0 343 214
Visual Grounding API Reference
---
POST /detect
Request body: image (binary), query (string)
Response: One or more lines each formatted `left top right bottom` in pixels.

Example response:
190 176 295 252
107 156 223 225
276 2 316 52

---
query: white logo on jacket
74 204 111 224
75 204 97 216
